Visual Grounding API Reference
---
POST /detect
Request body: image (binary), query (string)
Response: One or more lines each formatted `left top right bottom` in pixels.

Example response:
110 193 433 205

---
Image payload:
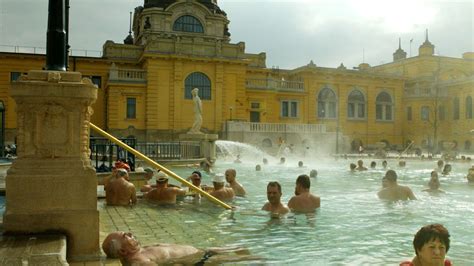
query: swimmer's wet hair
296 174 311 189
267 181 282 193
413 224 450 256
384 170 397 181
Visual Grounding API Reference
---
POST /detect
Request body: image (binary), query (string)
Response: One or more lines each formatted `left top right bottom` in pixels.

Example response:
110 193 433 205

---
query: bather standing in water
288 174 320 213
350 163 357 172
422 171 445 193
225 169 246 197
465 165 474 183
144 173 187 204
210 174 235 202
378 170 417 201
356 160 368 171
102 231 254 265
441 164 452 176
105 168 137 206
262 181 290 216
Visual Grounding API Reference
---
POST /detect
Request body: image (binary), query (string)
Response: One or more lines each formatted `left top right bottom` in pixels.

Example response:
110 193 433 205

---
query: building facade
0 0 472 153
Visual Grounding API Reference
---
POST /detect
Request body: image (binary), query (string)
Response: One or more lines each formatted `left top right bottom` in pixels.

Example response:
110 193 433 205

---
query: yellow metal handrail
89 122 232 210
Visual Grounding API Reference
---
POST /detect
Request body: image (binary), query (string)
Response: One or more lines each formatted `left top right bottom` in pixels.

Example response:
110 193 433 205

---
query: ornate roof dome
143 0 226 15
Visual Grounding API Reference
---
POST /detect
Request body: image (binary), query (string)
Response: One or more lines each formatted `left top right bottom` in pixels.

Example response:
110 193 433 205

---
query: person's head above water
350 163 357 171
428 171 440 189
370 161 376 168
383 170 397 183
102 231 139 258
266 181 283 204
263 158 268 164
298 161 304 167
255 164 261 171
310 169 318 178
412 224 450 262
296 174 311 190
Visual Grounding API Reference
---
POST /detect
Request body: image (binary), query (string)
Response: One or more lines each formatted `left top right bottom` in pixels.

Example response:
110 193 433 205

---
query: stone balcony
246 78 305 92
108 63 147 84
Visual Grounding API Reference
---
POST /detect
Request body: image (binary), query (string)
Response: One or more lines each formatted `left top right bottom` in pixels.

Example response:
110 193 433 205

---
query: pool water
162 156 473 265
2 156 473 265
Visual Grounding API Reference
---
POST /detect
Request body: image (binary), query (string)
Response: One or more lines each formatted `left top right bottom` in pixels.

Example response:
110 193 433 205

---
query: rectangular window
438 106 445 121
376 104 383 120
407 106 412 121
358 103 365 118
385 105 392 120
421 106 430 121
250 102 260 109
10 72 22 81
281 100 298 118
348 103 355 118
126 98 136 119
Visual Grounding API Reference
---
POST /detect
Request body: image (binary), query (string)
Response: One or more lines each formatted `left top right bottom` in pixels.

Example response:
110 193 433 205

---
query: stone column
179 133 218 163
3 70 99 260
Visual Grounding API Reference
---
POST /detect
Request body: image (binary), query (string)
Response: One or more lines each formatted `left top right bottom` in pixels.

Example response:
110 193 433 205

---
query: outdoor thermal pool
99 154 473 265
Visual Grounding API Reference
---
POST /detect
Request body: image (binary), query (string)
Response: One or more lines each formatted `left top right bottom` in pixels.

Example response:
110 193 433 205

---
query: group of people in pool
102 156 467 265
102 222 453 265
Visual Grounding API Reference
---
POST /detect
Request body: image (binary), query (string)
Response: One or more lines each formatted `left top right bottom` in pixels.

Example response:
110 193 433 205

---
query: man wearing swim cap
210 173 234 202
105 168 137 206
144 172 186 204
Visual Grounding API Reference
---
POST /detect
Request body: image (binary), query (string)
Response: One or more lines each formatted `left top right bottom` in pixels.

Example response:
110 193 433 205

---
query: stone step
0 234 68 265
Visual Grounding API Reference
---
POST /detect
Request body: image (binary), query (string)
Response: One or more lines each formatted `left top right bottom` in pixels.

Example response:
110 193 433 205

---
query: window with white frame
317 86 337 118
375 91 393 121
347 89 366 119
281 100 298 118
421 106 430 121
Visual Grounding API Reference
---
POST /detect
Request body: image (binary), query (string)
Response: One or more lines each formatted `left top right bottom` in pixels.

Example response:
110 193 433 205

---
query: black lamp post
45 0 68 71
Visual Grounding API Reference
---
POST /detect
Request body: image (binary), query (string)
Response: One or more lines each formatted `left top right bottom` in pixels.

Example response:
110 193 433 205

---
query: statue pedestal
3 70 99 260
179 133 218 163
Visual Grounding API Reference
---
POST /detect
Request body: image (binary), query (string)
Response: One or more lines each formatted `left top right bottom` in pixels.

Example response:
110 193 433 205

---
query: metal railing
135 142 201 160
225 121 326 133
0 44 102 57
246 78 305 92
90 138 201 172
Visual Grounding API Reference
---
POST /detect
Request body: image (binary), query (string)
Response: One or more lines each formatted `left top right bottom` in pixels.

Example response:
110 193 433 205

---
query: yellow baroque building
0 0 472 153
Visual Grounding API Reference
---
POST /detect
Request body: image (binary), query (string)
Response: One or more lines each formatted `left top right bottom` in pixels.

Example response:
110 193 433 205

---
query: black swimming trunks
194 250 214 266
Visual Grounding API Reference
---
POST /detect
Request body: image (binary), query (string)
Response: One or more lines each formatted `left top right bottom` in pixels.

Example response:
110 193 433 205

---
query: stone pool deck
0 197 227 265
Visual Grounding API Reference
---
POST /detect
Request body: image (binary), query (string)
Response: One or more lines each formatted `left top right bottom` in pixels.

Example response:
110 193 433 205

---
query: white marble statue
189 88 203 134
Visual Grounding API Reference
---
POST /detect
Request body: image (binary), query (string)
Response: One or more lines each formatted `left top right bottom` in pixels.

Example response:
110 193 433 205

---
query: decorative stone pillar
179 133 218 163
3 70 99 260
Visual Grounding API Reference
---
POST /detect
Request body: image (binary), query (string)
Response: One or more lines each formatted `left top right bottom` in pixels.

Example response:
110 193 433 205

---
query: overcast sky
0 0 472 69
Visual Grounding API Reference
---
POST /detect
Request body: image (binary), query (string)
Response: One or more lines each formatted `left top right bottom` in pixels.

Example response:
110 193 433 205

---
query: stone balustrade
246 78 305 92
225 121 326 134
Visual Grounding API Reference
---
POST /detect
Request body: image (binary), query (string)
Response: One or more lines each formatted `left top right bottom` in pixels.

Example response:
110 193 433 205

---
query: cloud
1 0 471 68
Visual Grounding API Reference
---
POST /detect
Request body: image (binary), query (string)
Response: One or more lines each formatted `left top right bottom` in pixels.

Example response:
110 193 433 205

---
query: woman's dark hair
413 224 450 256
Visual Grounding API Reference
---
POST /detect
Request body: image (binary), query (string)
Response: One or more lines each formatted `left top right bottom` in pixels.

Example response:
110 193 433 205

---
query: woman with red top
400 224 452 266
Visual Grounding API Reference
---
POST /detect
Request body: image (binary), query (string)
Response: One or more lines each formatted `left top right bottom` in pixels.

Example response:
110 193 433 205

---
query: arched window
466 96 473 119
173 15 204 33
185 72 211 100
453 97 460 120
317 86 337 118
375 91 393 121
347 89 365 119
